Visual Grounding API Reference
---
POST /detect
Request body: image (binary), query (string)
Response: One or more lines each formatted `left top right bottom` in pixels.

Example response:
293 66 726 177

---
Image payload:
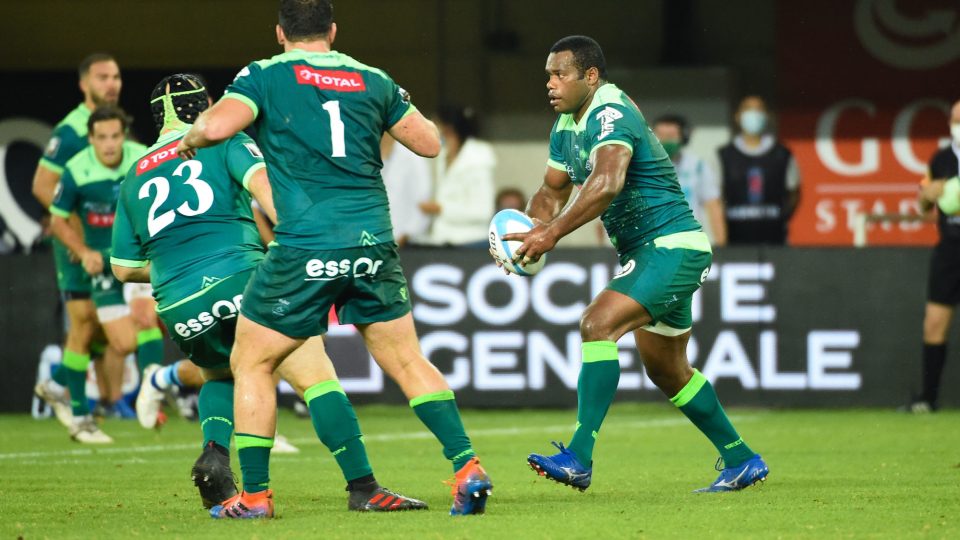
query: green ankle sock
136 328 164 373
567 340 620 465
672 369 755 468
410 390 474 471
61 350 91 416
236 433 273 493
198 380 234 450
305 380 373 482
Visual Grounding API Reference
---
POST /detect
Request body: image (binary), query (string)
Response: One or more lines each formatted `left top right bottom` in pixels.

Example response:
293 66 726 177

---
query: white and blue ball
488 209 547 276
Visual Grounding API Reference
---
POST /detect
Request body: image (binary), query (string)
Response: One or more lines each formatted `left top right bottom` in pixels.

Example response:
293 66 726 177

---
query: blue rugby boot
447 457 493 516
527 442 592 492
695 454 769 492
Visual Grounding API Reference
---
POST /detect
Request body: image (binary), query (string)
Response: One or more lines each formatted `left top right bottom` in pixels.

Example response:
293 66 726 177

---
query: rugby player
504 36 768 493
48 105 147 442
113 74 425 514
176 0 492 517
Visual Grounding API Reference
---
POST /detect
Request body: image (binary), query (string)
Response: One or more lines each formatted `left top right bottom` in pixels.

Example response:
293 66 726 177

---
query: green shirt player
47 105 145 442
176 0 491 518
504 36 768 493
112 73 427 515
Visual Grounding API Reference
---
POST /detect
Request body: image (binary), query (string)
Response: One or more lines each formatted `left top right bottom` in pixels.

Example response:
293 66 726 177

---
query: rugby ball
488 209 547 276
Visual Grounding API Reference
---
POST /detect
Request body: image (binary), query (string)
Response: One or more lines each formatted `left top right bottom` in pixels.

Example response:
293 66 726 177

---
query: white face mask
951 123 960 144
740 109 767 135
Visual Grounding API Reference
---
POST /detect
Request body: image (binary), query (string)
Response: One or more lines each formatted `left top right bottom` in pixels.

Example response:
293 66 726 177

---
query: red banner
779 0 960 245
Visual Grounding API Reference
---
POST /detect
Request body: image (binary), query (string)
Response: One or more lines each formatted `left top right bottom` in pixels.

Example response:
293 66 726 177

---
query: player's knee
579 313 614 342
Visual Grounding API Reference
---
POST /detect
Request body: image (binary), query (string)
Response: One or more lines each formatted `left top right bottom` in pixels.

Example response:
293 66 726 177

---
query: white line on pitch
0 415 757 461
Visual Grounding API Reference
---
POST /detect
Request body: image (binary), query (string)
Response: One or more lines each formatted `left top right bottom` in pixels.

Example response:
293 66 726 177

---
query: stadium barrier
2 247 957 412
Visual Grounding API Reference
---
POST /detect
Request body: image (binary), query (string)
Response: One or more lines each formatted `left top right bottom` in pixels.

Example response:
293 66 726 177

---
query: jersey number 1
140 160 214 237
322 100 346 158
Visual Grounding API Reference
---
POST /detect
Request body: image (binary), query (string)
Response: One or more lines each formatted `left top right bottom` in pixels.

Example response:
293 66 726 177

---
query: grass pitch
1 403 958 539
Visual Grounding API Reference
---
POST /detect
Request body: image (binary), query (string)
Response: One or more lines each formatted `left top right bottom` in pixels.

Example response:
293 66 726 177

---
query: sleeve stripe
591 140 634 154
48 205 70 218
109 257 148 268
38 158 64 175
546 159 566 171
387 103 418 129
242 162 267 191
221 93 259 119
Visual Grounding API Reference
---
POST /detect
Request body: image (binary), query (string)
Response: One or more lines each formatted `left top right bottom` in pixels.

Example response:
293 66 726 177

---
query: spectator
381 134 432 246
718 95 800 245
421 105 496 247
495 187 526 212
653 114 726 246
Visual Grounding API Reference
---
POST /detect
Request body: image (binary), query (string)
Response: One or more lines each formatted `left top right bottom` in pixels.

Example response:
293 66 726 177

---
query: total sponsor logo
294 66 366 92
136 140 181 175
173 294 243 339
305 257 384 281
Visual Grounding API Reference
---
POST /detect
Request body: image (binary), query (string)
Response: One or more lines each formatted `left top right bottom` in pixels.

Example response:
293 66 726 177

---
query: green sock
672 369 755 468
305 380 373 482
568 341 620 465
236 433 273 493
51 363 69 386
61 350 91 416
410 390 474 472
136 328 164 373
198 380 234 450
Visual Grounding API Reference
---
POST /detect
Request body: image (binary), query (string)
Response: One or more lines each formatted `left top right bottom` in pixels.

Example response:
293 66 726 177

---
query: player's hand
81 249 104 275
176 139 197 160
488 247 511 275
418 201 442 215
504 222 558 266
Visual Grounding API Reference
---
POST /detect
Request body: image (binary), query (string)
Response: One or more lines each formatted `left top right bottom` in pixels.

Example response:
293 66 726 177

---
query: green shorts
606 231 712 333
157 269 254 370
90 270 126 309
241 243 411 338
53 239 91 296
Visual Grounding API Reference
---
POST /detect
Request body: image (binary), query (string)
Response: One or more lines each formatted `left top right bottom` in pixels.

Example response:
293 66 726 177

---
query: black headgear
150 74 209 132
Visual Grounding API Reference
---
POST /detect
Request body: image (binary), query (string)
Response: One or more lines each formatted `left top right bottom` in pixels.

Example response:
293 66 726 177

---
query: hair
150 73 210 131
87 105 130 134
495 187 527 211
78 53 116 78
549 35 607 79
437 104 479 142
279 0 334 41
653 113 691 146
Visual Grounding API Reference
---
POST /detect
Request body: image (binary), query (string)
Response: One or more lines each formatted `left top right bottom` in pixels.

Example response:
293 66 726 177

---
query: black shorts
927 242 960 305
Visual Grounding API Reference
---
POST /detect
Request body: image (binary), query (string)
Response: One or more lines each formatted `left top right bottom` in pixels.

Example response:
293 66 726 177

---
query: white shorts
123 283 154 303
97 304 130 324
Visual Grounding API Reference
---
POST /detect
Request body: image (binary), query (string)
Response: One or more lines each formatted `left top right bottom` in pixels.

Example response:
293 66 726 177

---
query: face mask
740 110 767 135
661 141 682 159
951 123 960 144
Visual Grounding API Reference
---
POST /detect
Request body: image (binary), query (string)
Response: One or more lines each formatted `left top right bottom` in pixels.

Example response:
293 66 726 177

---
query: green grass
1 403 958 539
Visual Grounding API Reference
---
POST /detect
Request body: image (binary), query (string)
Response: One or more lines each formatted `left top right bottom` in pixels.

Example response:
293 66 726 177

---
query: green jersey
50 140 147 253
39 103 90 175
110 127 266 309
547 83 700 252
222 48 417 250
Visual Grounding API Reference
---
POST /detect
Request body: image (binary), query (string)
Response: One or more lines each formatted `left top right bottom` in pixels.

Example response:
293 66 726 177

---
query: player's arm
919 173 944 214
526 166 574 223
247 168 277 224
50 214 100 275
388 111 441 158
111 195 151 282
507 145 630 263
32 165 60 208
704 198 727 246
178 99 254 159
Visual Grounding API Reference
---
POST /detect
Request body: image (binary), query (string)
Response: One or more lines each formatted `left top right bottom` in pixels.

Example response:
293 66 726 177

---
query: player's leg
192 367 239 509
97 306 137 415
528 288 646 490
278 336 427 511
57 298 97 417
126 284 165 374
915 302 953 411
137 358 201 429
633 320 766 492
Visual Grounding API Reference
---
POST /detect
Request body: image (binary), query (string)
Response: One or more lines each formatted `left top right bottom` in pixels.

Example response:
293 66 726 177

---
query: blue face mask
739 110 767 135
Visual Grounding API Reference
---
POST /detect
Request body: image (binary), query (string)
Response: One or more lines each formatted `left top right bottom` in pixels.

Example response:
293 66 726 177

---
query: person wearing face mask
653 114 726 246
717 95 800 245
904 99 960 414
